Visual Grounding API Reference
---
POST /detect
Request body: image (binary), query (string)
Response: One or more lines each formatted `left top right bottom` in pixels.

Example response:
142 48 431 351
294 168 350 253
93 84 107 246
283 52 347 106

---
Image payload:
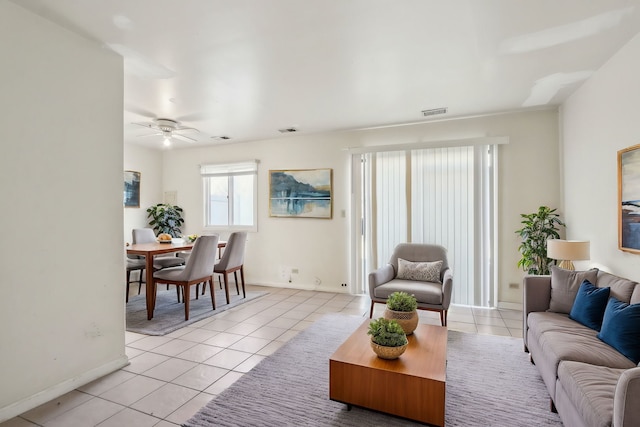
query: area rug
185 313 562 427
126 287 268 336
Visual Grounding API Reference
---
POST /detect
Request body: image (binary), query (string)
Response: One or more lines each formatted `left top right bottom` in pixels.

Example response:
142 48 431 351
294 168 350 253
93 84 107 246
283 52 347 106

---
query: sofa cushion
527 311 577 342
373 280 443 305
631 285 640 305
569 280 610 331
537 326 635 372
549 267 599 314
396 258 442 283
557 361 624 427
598 298 640 364
596 271 637 304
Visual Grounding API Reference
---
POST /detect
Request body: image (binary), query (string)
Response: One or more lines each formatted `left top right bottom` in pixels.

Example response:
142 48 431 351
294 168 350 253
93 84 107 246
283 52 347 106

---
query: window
201 161 258 231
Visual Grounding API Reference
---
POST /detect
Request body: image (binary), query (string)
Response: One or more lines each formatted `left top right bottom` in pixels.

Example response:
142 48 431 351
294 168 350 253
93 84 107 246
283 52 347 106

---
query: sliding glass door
353 144 497 307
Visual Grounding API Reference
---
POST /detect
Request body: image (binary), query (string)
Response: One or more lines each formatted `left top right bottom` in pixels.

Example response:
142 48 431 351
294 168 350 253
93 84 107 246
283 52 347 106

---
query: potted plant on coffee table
367 317 409 360
384 291 419 335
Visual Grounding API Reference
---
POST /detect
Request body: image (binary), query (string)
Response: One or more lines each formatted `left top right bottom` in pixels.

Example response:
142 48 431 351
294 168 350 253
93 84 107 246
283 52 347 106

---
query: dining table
126 239 226 320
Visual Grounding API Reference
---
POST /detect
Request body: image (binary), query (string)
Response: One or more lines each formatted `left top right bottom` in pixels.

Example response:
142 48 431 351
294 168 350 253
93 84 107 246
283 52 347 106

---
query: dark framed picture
618 144 640 253
124 170 141 208
269 168 333 218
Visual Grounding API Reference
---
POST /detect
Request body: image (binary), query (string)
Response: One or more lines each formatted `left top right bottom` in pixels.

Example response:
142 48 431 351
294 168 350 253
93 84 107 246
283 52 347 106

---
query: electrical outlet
291 268 299 274
509 283 519 289
314 277 321 286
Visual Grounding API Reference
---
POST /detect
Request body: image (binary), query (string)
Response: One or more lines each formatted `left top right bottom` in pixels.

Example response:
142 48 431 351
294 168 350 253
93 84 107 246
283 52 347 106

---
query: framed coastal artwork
124 170 141 208
618 144 640 253
269 168 333 219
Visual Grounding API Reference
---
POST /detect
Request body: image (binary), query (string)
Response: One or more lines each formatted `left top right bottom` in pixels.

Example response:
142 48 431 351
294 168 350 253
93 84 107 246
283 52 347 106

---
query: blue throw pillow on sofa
568 280 610 331
597 297 640 364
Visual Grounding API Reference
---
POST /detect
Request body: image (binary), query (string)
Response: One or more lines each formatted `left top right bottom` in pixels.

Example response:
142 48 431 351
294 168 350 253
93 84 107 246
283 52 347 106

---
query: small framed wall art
618 144 640 253
269 168 333 219
124 170 141 208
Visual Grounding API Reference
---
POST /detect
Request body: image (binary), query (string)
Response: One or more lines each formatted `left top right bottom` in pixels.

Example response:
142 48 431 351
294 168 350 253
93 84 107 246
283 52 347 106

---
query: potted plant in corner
146 203 185 237
367 318 409 360
384 291 419 335
515 205 565 275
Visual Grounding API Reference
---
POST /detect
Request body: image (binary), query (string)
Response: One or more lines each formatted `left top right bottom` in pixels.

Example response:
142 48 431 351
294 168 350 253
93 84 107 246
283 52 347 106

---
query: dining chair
214 231 247 305
125 258 146 303
150 235 219 320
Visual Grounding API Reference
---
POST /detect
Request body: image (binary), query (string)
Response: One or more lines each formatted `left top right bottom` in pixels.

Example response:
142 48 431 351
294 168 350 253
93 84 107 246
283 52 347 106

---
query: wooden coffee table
329 320 447 426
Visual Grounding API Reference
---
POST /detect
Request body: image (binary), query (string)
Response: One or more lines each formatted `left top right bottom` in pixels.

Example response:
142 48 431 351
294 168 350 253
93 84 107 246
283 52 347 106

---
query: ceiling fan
132 118 200 146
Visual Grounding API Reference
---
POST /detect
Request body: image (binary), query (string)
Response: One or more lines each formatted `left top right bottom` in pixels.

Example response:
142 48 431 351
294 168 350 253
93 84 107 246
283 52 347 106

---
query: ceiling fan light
163 137 171 147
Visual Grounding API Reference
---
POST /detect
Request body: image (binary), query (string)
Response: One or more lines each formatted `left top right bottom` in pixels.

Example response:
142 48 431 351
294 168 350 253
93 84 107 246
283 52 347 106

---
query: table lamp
547 239 590 270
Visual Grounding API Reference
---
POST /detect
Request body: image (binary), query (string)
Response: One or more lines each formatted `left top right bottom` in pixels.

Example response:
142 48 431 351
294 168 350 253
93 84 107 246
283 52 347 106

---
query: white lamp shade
547 240 590 261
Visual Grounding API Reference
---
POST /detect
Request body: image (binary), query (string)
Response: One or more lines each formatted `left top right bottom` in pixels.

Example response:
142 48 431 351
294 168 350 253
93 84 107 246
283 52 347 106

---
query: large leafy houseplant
515 206 565 275
146 203 185 237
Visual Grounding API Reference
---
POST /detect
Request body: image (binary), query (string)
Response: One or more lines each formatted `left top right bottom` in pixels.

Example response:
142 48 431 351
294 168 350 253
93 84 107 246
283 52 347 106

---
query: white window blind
411 146 475 305
373 151 408 269
200 160 258 176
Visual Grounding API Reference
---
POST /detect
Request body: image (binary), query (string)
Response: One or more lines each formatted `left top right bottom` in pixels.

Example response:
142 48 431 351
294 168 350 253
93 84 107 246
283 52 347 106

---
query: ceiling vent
421 107 448 117
278 127 298 133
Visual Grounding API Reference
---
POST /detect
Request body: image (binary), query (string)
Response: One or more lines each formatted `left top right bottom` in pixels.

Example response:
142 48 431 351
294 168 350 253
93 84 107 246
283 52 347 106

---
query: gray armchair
369 243 453 326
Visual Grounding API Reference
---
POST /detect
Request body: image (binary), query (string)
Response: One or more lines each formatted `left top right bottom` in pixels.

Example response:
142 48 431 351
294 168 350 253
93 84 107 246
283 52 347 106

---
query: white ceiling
14 0 640 149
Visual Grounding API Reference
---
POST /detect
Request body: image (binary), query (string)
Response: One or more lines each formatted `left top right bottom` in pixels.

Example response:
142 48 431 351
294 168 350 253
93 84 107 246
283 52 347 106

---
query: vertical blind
361 145 496 307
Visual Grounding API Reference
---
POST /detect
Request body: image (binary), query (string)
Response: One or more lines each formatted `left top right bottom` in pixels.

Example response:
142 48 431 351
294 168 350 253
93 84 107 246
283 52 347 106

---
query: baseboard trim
0 355 129 423
254 282 350 294
498 301 523 311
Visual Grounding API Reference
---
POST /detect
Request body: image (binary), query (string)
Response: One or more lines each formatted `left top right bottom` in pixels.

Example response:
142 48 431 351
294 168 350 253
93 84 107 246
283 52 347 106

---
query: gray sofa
523 268 640 427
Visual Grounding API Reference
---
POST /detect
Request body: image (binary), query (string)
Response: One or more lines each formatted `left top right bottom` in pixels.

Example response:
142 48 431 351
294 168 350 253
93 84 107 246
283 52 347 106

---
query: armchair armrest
522 275 551 350
441 268 453 309
614 367 640 427
368 264 395 297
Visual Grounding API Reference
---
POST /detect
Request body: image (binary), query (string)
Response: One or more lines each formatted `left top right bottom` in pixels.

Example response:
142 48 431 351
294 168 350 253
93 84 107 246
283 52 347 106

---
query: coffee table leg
346 404 352 411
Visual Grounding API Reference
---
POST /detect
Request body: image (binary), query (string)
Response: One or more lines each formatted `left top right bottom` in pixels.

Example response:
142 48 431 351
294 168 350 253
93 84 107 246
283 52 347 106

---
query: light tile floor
1 285 523 427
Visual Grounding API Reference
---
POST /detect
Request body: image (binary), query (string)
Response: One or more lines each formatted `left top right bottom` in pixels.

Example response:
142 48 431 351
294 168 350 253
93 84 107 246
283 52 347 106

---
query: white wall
0 3 126 421
163 133 352 292
562 33 640 280
124 144 164 243
162 109 560 305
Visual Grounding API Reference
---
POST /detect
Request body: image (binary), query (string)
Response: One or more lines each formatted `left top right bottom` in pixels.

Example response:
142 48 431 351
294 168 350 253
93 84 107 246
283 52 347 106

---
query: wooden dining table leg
145 256 155 320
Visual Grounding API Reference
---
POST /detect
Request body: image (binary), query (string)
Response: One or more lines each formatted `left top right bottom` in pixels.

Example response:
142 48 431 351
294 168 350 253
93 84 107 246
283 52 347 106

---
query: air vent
211 135 231 140
278 127 298 133
421 107 448 117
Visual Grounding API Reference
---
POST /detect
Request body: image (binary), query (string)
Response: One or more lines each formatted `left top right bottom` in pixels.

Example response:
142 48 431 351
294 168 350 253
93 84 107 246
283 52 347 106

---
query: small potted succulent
367 318 408 360
384 291 419 335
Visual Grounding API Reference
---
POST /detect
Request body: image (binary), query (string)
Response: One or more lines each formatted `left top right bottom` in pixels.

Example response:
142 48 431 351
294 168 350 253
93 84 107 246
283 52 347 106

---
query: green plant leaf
146 203 185 237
